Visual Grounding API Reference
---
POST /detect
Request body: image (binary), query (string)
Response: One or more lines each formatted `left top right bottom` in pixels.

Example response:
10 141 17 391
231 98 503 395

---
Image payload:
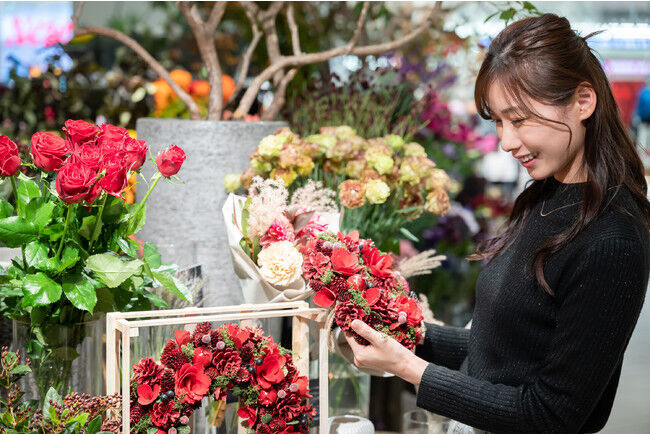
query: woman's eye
511 118 526 125
490 119 501 124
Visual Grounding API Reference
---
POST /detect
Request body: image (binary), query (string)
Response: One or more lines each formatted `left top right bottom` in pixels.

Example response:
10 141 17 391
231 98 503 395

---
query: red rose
125 137 148 171
389 295 423 330
255 352 286 389
237 405 257 428
362 246 393 278
55 161 97 203
132 357 164 386
174 363 211 404
150 399 180 429
313 287 336 308
70 143 101 170
193 347 212 369
64 119 100 147
347 274 366 292
97 124 129 156
99 153 128 198
0 136 21 177
331 248 363 276
31 132 68 171
156 144 186 177
137 383 160 405
175 329 191 347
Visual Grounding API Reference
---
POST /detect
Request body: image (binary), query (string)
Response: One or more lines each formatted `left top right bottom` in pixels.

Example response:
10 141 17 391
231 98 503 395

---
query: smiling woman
344 13 650 434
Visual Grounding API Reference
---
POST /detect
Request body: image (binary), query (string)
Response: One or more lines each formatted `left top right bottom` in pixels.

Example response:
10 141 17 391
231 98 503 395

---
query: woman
344 14 650 434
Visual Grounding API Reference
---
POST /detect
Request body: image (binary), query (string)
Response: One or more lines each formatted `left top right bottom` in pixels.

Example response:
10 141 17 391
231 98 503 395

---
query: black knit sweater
415 177 650 433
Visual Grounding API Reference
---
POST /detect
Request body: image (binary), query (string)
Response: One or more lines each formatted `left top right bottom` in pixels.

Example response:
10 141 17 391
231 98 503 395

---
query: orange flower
170 69 192 93
189 80 210 98
338 180 366 209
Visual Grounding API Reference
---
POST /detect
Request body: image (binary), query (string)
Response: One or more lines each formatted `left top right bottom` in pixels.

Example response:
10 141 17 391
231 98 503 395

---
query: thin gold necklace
540 185 621 217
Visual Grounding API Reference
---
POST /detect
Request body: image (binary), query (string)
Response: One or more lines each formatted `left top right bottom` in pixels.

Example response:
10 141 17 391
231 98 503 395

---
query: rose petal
313 289 336 308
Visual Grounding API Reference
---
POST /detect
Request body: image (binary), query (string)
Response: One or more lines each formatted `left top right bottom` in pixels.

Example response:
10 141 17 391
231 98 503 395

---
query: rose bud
0 136 21 177
156 144 186 177
31 132 68 171
55 161 98 203
64 119 100 148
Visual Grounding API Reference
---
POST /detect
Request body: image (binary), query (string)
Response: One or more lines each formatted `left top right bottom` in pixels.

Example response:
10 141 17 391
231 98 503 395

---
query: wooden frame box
106 301 328 433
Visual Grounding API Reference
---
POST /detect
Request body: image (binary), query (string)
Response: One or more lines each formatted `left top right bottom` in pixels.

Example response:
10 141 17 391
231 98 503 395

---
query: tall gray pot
136 118 287 307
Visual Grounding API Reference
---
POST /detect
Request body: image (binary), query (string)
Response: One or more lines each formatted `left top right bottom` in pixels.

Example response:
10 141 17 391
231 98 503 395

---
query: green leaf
0 200 14 218
25 200 55 230
153 272 192 303
86 254 143 288
86 415 102 434
21 272 62 307
0 216 38 247
58 247 80 272
62 273 97 312
399 227 419 242
102 196 127 224
142 242 161 269
42 387 62 421
116 237 138 258
24 241 50 268
94 286 115 313
72 412 88 426
15 179 41 214
142 290 169 309
261 413 272 424
8 364 31 375
124 204 146 235
35 257 62 273
41 222 65 242
79 216 100 241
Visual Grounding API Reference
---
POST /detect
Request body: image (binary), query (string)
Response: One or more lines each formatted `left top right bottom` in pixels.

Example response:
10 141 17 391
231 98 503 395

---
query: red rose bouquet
130 323 315 434
301 230 424 363
0 121 189 401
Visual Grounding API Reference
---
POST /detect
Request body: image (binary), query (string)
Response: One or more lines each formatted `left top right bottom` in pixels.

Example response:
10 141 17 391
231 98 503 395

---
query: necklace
539 185 621 217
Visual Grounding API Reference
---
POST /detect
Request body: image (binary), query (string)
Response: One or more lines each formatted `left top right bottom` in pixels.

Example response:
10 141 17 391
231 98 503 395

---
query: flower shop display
223 176 339 304
0 347 121 433
105 301 329 433
227 126 452 253
0 121 190 401
301 230 431 376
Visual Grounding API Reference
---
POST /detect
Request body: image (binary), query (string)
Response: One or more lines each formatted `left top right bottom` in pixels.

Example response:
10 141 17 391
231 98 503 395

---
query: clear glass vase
11 318 105 403
328 352 371 418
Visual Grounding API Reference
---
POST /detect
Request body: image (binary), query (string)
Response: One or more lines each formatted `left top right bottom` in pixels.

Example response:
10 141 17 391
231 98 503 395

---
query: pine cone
269 418 287 432
130 402 145 425
159 369 175 393
234 367 250 384
240 341 255 362
257 424 272 434
205 367 219 380
335 302 367 332
212 348 242 377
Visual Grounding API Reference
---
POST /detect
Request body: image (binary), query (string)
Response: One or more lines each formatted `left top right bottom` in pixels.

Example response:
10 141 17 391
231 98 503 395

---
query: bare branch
234 3 439 118
227 2 263 106
262 67 297 121
345 1 370 54
72 2 201 119
177 1 224 120
258 2 285 86
207 1 227 33
286 3 302 55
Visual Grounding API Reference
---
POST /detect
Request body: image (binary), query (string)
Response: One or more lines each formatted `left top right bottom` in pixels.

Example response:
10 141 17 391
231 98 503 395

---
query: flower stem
134 172 162 218
10 176 27 268
57 204 74 259
88 195 107 252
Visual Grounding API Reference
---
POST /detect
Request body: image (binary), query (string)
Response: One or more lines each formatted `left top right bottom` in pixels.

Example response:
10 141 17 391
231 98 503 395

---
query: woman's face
487 83 589 183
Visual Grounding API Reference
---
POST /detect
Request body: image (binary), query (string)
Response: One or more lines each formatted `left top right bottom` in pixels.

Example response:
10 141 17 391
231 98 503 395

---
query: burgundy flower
55 161 97 203
132 357 164 386
212 347 242 377
275 393 303 420
302 251 331 281
150 399 180 429
335 302 368 332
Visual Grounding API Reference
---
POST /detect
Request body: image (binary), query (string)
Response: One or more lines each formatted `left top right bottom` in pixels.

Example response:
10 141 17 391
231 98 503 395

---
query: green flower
386 134 405 151
223 173 242 192
370 154 394 175
404 142 427 157
365 179 391 204
399 161 419 185
305 134 336 152
251 158 271 173
258 134 285 157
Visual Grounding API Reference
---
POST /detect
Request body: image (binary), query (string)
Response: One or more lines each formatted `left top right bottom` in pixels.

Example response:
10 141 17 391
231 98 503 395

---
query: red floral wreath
129 323 315 434
301 230 424 348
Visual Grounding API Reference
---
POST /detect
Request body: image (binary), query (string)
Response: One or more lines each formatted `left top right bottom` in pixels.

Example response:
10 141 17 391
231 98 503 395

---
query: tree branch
207 1 227 33
345 1 370 54
234 2 439 118
262 67 297 121
258 1 285 86
227 2 262 106
177 1 224 120
286 3 302 55
72 2 201 119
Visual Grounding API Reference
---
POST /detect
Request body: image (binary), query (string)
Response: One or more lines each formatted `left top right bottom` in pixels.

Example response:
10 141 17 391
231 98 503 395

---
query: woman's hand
344 319 429 386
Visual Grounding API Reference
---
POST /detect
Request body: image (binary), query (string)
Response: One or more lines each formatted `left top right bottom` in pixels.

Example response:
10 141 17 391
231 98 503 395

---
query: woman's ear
575 82 597 121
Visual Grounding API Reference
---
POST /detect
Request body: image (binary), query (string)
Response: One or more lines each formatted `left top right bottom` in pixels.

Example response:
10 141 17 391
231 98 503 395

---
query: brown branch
286 3 302 55
227 2 263 106
72 2 201 119
234 2 439 118
258 2 284 86
262 67 297 121
207 1 227 33
345 1 370 54
177 1 224 120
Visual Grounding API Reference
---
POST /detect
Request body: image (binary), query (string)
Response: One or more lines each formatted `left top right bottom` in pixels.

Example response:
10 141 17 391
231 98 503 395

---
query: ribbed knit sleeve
415 322 470 370
416 237 648 433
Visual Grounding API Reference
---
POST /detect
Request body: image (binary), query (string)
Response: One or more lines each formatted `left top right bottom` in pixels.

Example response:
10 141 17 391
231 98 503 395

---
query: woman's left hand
344 319 429 386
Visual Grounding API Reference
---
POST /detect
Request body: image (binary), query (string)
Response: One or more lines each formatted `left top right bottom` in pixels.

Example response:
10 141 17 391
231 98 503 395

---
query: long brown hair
470 13 650 295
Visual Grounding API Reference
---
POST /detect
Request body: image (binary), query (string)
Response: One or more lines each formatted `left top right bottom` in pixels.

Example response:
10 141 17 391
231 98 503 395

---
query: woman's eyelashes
489 118 526 126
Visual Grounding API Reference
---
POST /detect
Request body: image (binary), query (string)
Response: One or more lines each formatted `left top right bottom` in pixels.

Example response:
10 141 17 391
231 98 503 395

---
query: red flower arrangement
130 323 315 434
301 230 424 349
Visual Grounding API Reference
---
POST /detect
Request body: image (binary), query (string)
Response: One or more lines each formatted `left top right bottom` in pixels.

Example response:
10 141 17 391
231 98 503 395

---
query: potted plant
70 1 440 304
0 121 189 402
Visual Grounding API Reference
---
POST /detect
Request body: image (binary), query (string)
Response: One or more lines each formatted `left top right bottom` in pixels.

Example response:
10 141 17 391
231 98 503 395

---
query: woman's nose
499 125 520 153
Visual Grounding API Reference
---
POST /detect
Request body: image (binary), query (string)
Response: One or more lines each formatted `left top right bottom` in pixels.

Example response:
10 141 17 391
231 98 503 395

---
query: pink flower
260 215 295 247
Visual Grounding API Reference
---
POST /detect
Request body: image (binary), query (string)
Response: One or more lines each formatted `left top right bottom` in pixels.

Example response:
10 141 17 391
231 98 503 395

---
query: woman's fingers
350 319 385 345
